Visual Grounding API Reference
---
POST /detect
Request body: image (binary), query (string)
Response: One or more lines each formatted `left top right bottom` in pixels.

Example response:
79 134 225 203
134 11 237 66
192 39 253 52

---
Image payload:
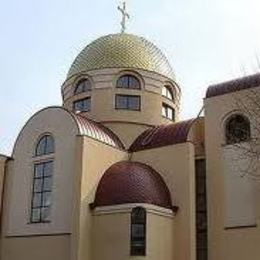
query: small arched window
74 79 92 94
35 135 55 156
225 114 251 144
162 85 174 101
117 75 141 89
131 207 146 256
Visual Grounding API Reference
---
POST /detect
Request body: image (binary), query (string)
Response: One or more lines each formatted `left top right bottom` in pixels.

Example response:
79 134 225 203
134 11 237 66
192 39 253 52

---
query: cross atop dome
118 1 130 33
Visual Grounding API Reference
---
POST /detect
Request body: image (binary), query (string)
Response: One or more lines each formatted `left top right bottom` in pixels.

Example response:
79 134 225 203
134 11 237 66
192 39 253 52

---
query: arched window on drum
116 75 141 89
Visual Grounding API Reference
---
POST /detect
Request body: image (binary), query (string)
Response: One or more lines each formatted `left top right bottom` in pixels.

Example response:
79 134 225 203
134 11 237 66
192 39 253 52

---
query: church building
0 4 260 260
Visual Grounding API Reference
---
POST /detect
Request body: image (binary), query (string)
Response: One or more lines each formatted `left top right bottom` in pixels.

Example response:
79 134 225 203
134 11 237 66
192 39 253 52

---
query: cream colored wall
205 87 260 260
222 145 256 227
0 235 71 260
74 136 128 260
1 107 78 237
131 143 196 260
188 117 205 158
0 155 8 217
92 204 174 260
103 122 151 149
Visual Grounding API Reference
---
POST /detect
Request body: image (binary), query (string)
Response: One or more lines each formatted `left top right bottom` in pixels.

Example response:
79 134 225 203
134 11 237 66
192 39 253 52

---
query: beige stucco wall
0 235 70 260
0 155 8 218
205 86 260 260
103 122 151 149
131 143 196 260
74 136 128 260
0 107 83 260
1 107 78 237
188 117 205 158
92 204 174 260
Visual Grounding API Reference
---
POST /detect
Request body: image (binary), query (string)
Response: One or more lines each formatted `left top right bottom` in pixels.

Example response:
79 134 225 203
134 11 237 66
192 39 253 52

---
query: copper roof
206 73 260 98
72 113 125 150
129 119 194 152
93 161 173 209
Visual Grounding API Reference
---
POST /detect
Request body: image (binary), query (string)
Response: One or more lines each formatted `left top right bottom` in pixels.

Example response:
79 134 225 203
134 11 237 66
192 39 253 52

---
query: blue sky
1 0 260 155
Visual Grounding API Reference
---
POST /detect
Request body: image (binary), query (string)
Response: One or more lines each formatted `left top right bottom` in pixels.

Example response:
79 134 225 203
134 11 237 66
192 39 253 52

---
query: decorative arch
74 78 92 94
116 71 143 90
162 84 174 101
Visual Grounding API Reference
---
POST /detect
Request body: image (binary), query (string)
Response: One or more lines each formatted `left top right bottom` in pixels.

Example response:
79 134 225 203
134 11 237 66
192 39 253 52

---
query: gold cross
118 1 130 33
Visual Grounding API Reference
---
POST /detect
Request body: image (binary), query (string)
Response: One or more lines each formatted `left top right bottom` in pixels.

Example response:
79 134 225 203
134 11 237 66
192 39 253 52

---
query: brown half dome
93 161 172 209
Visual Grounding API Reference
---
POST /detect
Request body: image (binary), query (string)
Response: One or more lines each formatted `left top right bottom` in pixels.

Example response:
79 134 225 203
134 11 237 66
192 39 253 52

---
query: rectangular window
131 207 146 256
73 97 91 112
195 159 208 260
162 103 175 121
115 95 141 111
30 161 53 223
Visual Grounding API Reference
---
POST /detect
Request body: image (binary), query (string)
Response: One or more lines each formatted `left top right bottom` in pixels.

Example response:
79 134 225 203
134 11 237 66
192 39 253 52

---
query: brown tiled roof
129 119 194 152
93 161 173 209
206 73 260 98
72 113 125 150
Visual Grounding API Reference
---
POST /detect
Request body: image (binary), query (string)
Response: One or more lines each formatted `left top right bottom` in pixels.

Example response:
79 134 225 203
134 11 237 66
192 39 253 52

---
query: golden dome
67 33 175 80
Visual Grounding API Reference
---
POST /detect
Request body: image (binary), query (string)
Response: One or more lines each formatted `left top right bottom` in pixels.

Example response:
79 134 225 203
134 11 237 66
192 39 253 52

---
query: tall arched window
131 207 146 256
117 75 141 89
225 114 251 144
162 85 174 101
35 135 55 156
74 79 92 94
31 134 55 223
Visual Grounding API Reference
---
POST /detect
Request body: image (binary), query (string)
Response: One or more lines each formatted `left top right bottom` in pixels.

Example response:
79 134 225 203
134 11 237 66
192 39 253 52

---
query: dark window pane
167 107 173 120
129 76 140 89
31 161 53 224
35 135 54 156
43 177 53 191
36 138 45 156
116 95 128 109
74 98 91 112
45 136 54 154
75 79 91 94
162 106 167 117
131 207 146 256
197 249 208 260
33 179 43 192
132 224 145 238
128 96 140 110
44 161 53 177
162 86 174 100
41 207 51 222
162 104 175 121
32 193 42 208
197 232 208 249
116 75 141 89
195 159 208 259
35 164 44 178
42 192 52 207
116 95 140 110
31 208 41 223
